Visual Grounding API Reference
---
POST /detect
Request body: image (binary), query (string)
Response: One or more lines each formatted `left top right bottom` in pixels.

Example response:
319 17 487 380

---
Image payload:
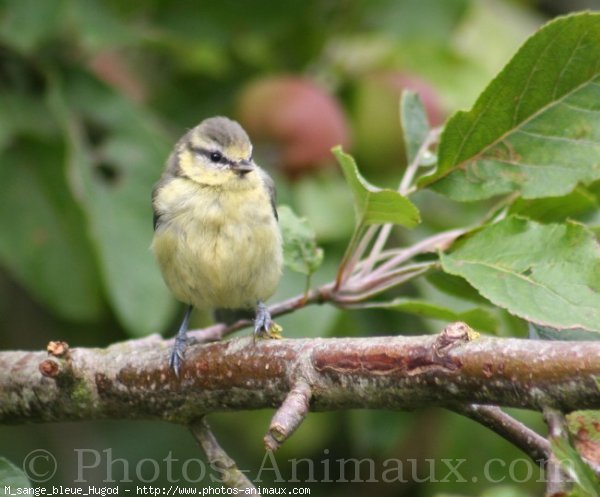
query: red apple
237 76 350 179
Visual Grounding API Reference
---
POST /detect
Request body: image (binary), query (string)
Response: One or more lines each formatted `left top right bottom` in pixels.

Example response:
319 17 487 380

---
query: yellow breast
151 172 283 310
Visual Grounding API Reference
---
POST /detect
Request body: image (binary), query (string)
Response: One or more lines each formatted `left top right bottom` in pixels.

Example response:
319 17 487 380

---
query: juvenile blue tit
151 116 283 375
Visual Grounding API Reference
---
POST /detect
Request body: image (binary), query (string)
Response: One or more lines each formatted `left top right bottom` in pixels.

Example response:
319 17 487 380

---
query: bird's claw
253 302 282 341
254 312 271 337
169 335 187 377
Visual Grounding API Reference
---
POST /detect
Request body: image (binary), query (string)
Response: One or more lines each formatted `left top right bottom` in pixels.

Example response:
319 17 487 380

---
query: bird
151 116 283 375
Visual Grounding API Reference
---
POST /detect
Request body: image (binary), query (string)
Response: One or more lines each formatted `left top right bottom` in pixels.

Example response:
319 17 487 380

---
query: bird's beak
231 160 254 176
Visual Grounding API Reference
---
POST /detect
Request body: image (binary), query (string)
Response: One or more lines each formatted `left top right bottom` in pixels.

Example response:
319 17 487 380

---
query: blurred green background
1 0 597 495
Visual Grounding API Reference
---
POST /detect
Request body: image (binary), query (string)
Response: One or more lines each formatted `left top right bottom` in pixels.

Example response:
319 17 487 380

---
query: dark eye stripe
188 144 236 167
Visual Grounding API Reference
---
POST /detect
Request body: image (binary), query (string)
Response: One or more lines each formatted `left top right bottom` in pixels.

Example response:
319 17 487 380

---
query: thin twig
189 260 436 343
344 261 437 294
346 225 378 276
334 225 366 290
357 224 393 278
351 248 405 272
189 283 335 343
398 126 442 195
190 418 258 493
454 404 550 464
336 264 434 305
366 228 466 280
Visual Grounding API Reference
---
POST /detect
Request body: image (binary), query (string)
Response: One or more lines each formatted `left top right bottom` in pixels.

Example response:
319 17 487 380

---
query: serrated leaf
48 70 176 336
333 146 420 228
278 205 323 276
0 457 31 490
401 90 430 165
361 297 498 333
0 140 102 321
421 13 600 200
441 217 600 332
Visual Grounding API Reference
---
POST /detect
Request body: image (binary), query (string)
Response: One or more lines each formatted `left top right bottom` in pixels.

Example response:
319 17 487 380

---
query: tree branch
2 327 600 433
265 380 312 451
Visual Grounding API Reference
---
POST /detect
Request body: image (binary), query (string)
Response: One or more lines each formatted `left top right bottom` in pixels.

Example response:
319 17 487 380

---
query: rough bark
2 327 599 425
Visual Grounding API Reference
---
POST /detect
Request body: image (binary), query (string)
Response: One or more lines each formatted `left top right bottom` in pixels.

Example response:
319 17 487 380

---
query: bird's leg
253 301 282 341
254 301 273 339
169 304 193 376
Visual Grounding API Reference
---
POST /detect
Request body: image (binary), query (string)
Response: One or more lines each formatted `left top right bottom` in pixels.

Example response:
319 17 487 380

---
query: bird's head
173 116 256 187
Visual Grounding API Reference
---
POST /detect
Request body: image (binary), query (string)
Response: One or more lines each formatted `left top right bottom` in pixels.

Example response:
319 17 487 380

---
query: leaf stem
357 126 443 279
367 228 466 280
337 263 435 305
334 223 366 290
398 126 443 195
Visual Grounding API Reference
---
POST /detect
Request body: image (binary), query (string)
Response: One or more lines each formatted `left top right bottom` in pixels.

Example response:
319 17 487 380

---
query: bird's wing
259 168 278 220
152 151 182 231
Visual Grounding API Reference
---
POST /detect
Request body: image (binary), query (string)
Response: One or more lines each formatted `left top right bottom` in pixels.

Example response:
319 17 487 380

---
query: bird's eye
210 152 223 163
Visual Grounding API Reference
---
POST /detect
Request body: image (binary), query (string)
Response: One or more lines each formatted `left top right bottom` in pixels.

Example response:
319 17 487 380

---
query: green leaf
426 271 491 305
421 13 600 200
441 216 600 332
0 140 102 321
292 171 355 242
278 205 323 277
70 0 137 52
0 92 58 152
400 90 430 165
509 186 598 223
0 457 31 491
551 435 600 497
48 70 176 336
365 0 469 44
0 0 64 53
333 146 420 228
529 323 600 341
361 298 498 333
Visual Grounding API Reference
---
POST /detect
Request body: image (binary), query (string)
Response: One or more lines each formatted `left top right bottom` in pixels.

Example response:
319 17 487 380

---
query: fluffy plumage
151 116 283 374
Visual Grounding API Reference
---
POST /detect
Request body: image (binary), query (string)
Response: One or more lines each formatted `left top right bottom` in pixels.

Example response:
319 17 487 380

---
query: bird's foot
254 302 282 341
169 334 187 377
169 305 193 377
